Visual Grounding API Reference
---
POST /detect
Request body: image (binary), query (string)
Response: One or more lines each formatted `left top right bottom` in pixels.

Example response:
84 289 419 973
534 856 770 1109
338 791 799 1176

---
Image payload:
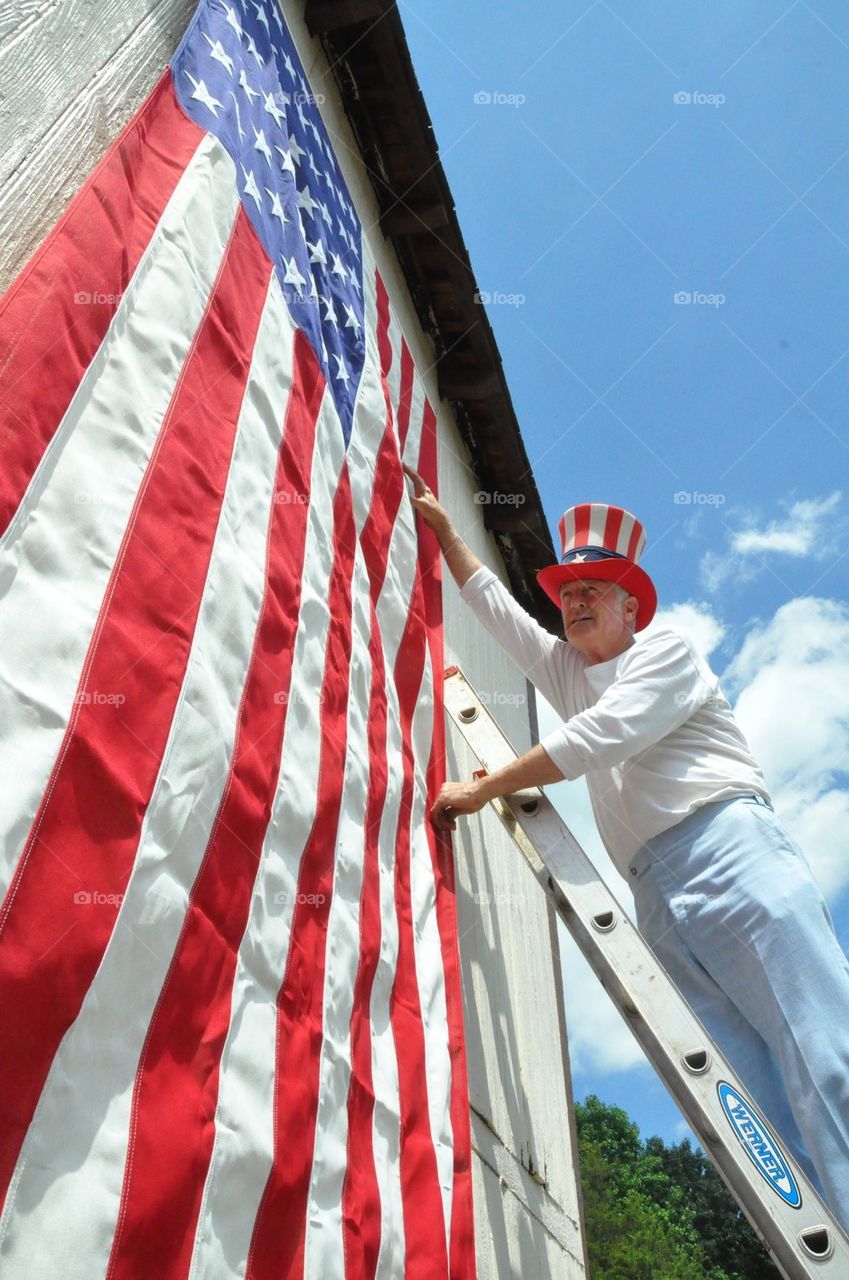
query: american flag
0 1 476 1276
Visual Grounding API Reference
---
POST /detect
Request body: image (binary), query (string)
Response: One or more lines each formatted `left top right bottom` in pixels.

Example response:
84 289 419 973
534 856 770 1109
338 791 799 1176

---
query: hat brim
537 560 657 632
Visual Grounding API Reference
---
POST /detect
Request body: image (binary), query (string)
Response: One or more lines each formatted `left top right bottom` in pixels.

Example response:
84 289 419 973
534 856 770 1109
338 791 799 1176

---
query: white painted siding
0 1 587 1273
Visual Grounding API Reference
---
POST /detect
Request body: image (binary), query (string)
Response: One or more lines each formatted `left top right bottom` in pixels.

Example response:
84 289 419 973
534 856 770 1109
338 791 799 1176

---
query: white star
263 90 285 127
266 189 289 226
317 199 332 228
252 1 270 33
184 73 222 117
330 252 348 280
223 4 243 39
307 238 327 266
337 216 347 239
347 236 360 261
320 295 338 324
333 354 349 385
240 69 259 103
308 152 322 181
347 266 361 295
282 256 306 292
241 165 263 210
321 169 335 190
270 4 283 31
246 34 264 67
572 553 587 562
296 101 309 131
275 145 296 178
296 186 318 216
343 303 361 336
283 53 296 79
202 34 235 75
253 127 273 166
289 136 306 164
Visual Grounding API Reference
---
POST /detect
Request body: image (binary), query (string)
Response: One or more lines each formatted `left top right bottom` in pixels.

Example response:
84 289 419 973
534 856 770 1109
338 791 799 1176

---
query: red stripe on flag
0 71 203 537
105 333 325 1280
342 599 387 1280
246 463 358 1280
343 425 406 1278
417 402 477 1279
0 209 271 1212
397 339 415 454
389 496 450 1276
376 274 392 389
572 503 591 548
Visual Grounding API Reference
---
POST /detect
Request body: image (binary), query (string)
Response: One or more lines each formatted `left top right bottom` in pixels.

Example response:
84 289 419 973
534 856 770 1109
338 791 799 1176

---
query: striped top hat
537 502 657 631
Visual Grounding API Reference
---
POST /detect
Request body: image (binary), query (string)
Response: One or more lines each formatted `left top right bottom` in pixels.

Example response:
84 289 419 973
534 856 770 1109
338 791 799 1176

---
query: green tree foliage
575 1095 780 1280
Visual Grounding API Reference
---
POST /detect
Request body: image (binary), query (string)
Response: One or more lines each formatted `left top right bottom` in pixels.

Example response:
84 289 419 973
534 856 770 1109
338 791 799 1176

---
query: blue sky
401 1 849 1145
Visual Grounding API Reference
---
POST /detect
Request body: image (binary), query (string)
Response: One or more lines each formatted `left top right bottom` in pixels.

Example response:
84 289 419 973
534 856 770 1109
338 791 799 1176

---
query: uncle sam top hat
537 502 657 631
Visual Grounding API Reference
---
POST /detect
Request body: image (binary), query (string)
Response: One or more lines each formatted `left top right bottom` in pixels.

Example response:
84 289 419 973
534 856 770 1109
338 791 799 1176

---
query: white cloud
649 601 726 658
731 491 841 557
723 596 849 898
699 490 842 592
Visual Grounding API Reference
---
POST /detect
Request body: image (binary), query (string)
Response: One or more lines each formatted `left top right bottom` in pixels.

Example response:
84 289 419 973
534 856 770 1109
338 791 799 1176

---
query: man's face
558 577 637 660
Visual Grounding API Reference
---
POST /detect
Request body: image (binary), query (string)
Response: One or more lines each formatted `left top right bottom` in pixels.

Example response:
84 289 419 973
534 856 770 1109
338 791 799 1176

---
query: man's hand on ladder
431 779 487 831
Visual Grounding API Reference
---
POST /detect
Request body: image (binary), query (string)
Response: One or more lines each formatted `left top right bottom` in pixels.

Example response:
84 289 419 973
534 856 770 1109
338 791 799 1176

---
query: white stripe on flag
410 643 455 1254
188 381 345 1280
0 134 239 902
301 313 383 1278
0 276 296 1279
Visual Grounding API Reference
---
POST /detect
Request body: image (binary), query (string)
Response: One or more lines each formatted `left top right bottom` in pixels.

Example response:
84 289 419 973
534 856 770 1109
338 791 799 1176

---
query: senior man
403 464 849 1231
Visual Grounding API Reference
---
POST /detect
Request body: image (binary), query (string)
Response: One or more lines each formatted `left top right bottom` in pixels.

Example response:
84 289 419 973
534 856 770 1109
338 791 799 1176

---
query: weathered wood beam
305 0 389 36
380 199 449 236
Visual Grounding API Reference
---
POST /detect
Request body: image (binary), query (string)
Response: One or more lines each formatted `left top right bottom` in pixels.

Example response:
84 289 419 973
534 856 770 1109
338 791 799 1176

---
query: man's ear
625 594 639 624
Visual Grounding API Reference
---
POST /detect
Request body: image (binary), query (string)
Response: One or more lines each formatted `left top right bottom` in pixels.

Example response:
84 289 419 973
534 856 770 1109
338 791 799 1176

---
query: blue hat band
560 547 628 565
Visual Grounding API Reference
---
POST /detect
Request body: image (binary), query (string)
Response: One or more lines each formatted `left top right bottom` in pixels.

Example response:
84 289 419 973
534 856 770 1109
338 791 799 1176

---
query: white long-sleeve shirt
459 566 771 878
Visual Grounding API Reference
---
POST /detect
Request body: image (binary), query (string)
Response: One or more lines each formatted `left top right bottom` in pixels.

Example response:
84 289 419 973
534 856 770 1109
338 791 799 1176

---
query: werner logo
717 1082 801 1207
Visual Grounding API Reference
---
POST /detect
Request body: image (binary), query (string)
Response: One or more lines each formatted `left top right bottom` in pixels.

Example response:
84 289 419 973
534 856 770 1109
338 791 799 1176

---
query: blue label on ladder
717 1082 802 1208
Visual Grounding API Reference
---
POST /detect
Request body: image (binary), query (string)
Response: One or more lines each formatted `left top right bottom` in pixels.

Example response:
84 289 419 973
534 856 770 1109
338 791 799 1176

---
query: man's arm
429 744 565 831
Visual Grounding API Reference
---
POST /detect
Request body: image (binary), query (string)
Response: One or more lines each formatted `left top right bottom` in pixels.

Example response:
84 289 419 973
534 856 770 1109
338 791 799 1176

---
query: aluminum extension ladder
444 665 849 1280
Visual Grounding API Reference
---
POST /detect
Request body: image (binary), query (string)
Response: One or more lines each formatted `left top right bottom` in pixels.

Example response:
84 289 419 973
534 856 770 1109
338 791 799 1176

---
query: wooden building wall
0 1 587 1273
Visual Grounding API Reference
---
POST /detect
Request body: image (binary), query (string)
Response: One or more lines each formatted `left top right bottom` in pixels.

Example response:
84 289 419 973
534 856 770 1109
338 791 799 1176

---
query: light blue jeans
628 793 849 1231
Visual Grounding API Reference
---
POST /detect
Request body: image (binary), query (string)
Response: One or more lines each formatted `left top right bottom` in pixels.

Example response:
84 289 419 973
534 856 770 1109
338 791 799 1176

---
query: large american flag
0 1 477 1276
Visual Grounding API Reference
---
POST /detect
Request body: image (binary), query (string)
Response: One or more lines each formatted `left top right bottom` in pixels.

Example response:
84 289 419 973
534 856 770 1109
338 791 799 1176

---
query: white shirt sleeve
539 628 714 780
459 566 580 717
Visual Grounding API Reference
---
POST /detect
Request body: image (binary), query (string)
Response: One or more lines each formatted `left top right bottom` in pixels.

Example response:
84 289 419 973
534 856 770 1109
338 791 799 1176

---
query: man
403 464 849 1232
